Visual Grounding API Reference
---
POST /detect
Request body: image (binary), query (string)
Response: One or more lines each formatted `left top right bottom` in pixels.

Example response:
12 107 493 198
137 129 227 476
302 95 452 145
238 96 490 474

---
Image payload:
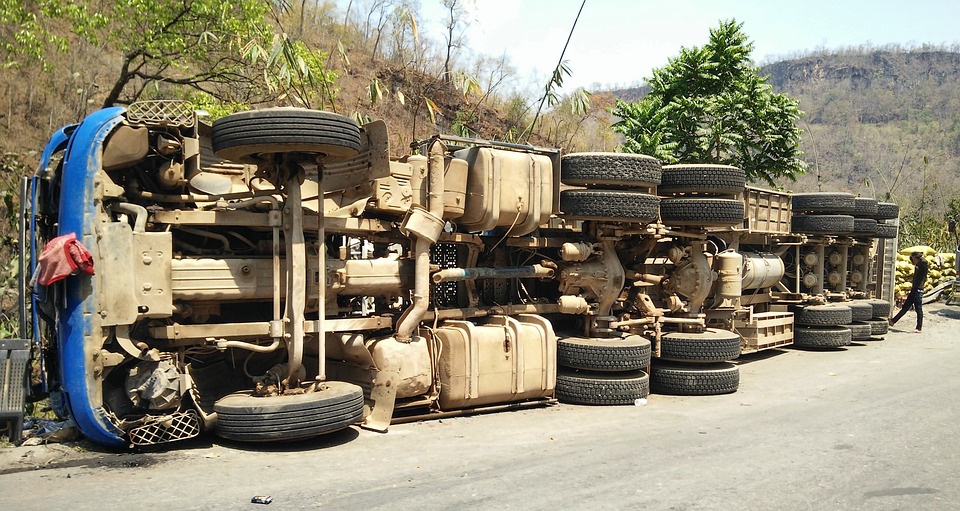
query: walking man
889 251 929 333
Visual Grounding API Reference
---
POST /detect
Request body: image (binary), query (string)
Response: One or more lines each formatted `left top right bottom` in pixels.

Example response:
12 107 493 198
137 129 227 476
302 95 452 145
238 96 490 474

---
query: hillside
2 2 960 251
764 49 960 251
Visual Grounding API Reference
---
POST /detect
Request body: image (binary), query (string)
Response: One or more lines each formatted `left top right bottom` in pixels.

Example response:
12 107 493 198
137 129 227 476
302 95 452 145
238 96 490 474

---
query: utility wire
521 0 586 143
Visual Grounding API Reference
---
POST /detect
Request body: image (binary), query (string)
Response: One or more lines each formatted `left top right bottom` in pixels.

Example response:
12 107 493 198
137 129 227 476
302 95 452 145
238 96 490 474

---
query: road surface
2 304 959 510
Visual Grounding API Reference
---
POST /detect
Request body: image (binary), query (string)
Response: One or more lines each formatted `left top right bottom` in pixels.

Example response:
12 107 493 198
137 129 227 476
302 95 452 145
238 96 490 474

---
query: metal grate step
0 339 30 443
128 410 202 446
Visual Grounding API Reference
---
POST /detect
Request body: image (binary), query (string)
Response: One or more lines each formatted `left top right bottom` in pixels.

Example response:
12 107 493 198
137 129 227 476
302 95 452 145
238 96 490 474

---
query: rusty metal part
110 202 148 232
610 316 656 329
125 358 181 410
431 264 554 283
317 170 327 382
632 292 664 317
149 316 394 343
391 399 556 425
557 295 590 314
114 325 161 362
664 242 713 313
361 371 399 432
560 242 596 262
396 139 446 342
421 304 561 322
102 125 149 171
215 338 281 353
284 173 306 387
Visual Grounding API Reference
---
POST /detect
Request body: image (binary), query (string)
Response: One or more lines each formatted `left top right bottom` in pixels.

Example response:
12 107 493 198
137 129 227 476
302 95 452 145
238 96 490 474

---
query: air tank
741 251 785 290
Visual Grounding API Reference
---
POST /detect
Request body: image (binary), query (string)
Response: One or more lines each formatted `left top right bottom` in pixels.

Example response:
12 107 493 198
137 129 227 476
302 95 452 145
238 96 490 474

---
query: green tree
0 0 337 108
612 19 806 186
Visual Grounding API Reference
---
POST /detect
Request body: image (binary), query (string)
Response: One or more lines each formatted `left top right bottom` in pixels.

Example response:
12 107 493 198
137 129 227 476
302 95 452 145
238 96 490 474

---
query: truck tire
865 298 892 319
560 189 660 223
212 108 362 164
659 197 744 227
791 214 855 235
556 369 650 405
558 335 651 372
874 202 900 220
657 328 741 363
874 223 898 239
793 304 853 326
852 218 877 237
560 153 662 187
791 192 856 213
658 164 746 195
852 197 878 217
793 326 852 349
846 321 873 341
214 381 364 442
649 362 739 396
846 301 874 322
866 318 889 336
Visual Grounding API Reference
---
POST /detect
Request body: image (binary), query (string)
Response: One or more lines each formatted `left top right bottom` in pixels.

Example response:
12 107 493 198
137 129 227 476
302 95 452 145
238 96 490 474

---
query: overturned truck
20 101 898 447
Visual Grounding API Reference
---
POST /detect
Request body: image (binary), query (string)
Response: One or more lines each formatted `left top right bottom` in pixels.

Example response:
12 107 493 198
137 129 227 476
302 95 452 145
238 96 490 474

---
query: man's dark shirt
912 258 929 291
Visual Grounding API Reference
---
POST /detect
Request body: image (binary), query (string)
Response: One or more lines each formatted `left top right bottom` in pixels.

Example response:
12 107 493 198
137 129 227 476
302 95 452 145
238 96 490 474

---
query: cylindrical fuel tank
741 251 785 290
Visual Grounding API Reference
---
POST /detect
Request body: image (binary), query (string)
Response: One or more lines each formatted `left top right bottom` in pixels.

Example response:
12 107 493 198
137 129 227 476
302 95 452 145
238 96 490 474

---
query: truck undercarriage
17 101 898 447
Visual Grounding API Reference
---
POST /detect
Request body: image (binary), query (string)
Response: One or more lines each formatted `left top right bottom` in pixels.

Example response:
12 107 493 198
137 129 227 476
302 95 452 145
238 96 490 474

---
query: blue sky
414 0 960 93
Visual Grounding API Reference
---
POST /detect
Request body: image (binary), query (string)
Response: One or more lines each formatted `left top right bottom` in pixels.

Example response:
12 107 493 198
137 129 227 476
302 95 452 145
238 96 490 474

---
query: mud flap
361 370 398 432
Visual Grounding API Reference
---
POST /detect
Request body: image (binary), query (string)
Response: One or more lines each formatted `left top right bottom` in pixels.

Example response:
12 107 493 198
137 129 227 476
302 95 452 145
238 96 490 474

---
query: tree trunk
103 54 137 108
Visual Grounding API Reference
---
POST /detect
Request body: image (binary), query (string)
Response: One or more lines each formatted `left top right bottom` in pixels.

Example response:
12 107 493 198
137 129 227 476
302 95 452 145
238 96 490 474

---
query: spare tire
214 381 364 442
561 153 662 187
212 108 362 164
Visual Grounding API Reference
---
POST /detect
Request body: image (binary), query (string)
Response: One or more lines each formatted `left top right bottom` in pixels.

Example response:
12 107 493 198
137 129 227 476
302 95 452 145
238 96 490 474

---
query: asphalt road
2 304 960 511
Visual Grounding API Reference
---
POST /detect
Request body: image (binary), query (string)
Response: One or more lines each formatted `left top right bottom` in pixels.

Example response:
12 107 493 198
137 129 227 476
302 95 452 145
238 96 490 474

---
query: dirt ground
2 303 959 510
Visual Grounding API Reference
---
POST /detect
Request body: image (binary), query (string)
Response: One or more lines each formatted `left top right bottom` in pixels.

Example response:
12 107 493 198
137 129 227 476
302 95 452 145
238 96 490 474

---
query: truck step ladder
0 339 30 443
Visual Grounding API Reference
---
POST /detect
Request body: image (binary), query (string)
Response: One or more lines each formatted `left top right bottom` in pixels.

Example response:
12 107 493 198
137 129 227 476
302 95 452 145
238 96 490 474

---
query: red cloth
37 233 95 285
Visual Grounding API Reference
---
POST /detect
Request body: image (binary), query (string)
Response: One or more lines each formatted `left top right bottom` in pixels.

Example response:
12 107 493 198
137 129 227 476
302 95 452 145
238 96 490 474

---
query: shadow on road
212 426 360 453
934 307 960 320
737 348 789 365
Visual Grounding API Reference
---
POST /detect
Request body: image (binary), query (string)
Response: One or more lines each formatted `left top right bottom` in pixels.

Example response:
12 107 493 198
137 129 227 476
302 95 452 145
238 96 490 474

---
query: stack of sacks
895 245 957 297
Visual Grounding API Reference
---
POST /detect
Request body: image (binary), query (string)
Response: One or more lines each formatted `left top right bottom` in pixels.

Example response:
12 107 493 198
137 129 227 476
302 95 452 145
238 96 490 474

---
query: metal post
285 174 305 388
317 172 326 382
18 177 28 339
